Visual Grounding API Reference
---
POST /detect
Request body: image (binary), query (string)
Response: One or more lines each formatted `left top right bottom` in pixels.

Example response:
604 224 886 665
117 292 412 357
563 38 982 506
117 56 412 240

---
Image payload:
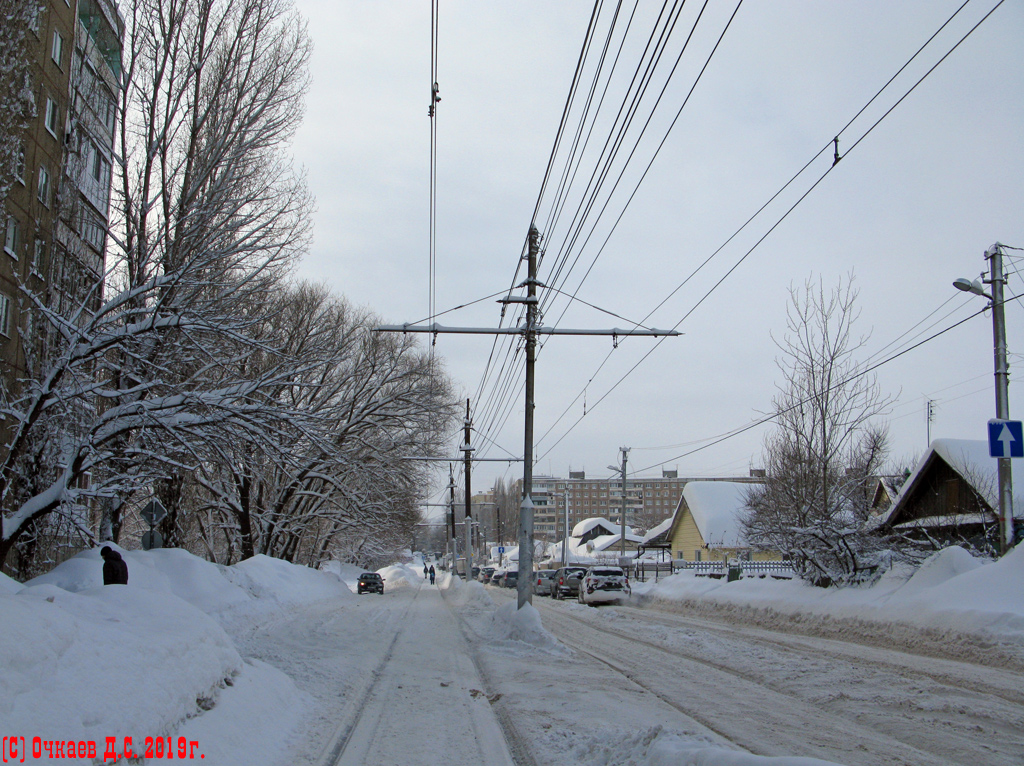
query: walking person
100 546 128 585
429 565 436 585
423 563 429 579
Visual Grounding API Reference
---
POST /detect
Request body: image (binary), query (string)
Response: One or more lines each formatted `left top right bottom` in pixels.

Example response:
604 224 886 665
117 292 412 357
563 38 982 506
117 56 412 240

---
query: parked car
357 572 385 595
478 566 496 583
578 566 630 605
501 570 519 588
534 569 557 597
470 566 480 580
551 566 590 600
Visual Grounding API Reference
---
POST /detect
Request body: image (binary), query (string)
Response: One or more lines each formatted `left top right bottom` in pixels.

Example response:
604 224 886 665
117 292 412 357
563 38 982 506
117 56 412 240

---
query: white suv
578 565 630 605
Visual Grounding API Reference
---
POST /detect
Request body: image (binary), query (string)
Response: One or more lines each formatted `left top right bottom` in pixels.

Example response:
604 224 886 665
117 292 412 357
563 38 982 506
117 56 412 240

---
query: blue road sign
988 419 1024 458
498 546 505 554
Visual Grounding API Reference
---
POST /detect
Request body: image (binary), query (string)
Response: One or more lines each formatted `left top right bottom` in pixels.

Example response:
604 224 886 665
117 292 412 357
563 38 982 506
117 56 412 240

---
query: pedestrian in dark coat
101 546 129 585
423 563 429 579
429 565 436 585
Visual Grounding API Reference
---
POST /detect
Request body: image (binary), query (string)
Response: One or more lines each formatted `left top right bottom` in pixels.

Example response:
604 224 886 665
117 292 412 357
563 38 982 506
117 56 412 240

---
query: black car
357 572 385 594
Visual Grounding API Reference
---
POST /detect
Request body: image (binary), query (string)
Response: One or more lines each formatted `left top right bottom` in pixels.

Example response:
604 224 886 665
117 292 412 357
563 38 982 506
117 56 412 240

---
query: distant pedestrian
423 563 429 579
429 565 436 585
101 546 128 585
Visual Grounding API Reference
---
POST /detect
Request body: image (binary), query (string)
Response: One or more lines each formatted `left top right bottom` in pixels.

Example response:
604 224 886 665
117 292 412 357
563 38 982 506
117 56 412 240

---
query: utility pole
517 227 540 609
447 464 456 563
988 244 1014 553
375 226 680 607
562 488 569 566
619 447 630 558
460 399 474 578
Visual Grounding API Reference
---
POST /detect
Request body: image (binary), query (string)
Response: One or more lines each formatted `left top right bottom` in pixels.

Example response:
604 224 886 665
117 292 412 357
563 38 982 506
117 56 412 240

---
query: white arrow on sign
998 423 1016 457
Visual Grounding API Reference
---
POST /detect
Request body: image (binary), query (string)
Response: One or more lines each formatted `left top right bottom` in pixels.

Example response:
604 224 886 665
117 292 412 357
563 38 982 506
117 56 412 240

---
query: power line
533 0 1006 459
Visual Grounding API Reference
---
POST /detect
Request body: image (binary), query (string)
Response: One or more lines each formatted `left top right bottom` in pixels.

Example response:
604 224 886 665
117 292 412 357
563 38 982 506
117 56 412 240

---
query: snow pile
0 545 365 764
377 562 425 591
639 545 1024 649
488 601 568 655
319 560 375 591
448 579 494 610
572 726 844 766
226 554 352 605
1 570 21 594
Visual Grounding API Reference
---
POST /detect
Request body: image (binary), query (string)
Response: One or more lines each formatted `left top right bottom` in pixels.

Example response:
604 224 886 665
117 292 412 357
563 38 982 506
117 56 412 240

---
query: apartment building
1 0 122 409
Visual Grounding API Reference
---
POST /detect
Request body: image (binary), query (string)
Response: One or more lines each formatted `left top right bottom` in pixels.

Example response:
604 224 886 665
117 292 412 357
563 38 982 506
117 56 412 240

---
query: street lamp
954 242 1014 553
608 446 630 561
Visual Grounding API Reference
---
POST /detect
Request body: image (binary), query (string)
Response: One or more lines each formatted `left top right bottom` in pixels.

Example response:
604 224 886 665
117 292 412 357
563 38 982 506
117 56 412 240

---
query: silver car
533 569 557 597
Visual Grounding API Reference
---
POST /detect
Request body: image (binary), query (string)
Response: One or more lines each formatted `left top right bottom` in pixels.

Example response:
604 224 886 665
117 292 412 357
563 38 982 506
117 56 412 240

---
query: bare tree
742 275 896 585
0 0 313 570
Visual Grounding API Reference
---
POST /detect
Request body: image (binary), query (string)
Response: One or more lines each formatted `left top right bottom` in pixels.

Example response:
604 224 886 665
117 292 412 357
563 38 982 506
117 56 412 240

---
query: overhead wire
532 0 1004 461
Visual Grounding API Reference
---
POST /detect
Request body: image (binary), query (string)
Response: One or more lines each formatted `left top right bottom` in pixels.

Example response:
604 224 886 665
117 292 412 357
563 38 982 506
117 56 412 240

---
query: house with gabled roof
870 439 1022 546
664 480 779 561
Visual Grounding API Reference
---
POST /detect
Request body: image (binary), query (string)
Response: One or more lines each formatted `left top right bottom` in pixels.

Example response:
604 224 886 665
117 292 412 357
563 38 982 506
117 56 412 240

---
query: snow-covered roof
571 517 631 538
641 516 674 545
588 531 643 552
680 481 753 548
880 439 1024 527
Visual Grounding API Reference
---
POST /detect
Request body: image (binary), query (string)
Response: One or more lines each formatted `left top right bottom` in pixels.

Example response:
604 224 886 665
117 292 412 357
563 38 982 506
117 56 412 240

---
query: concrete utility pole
461 400 474 578
375 226 680 607
447 465 456 563
988 244 1014 553
619 447 630 558
517 227 540 609
562 488 569 566
954 242 1016 554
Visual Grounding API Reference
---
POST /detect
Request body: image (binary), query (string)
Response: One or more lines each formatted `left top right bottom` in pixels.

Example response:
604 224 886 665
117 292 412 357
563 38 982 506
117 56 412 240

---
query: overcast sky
289 0 1024 513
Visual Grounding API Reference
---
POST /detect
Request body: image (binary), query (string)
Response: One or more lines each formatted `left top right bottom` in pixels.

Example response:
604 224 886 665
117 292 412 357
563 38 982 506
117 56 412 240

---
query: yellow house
667 481 780 561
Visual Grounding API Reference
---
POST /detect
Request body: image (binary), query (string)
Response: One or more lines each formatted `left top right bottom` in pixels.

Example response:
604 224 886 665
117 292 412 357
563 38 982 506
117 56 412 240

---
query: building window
51 30 65 68
44 97 59 138
0 292 11 337
38 166 51 207
4 217 17 257
32 238 45 271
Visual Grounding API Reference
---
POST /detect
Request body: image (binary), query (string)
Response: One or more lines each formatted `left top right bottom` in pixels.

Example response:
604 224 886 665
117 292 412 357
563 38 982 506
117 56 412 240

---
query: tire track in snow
315 585 422 766
438 586 540 766
535 599 973 766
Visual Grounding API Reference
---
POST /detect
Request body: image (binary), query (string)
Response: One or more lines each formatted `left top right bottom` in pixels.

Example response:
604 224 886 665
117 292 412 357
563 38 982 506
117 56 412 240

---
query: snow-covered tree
1 0 313 570
742 276 896 586
193 283 457 564
0 1 37 201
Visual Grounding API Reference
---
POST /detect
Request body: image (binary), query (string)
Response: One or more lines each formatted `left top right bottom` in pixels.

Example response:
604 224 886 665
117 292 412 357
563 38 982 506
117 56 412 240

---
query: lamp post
954 242 1014 553
607 446 630 562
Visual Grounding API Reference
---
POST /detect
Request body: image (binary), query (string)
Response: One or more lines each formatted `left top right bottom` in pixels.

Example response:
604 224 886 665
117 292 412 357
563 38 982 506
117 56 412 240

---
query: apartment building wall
1 0 122 449
1 1 77 385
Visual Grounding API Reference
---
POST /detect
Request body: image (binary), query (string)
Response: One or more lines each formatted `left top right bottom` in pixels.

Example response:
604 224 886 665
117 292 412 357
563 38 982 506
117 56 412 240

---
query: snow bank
0 570 21 593
378 562 425 591
488 601 568 655
226 553 352 605
448 579 494 610
0 584 242 761
319 560 372 591
2 545 354 764
640 546 1024 656
573 726 844 766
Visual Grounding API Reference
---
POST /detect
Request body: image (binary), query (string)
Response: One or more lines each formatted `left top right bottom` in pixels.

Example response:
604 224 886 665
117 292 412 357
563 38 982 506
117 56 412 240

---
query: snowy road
490 587 1024 766
231 573 1024 766
229 577 517 766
